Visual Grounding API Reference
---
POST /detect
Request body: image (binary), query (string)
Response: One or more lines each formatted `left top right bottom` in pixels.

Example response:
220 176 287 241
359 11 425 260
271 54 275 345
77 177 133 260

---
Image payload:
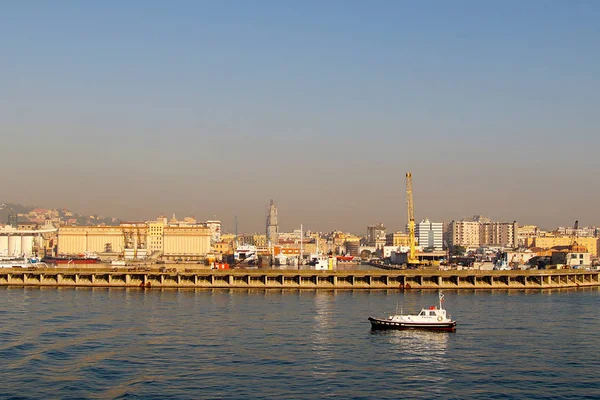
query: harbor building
345 237 361 257
415 219 443 250
57 220 212 261
162 226 211 261
450 219 518 249
206 220 222 243
385 232 410 247
518 225 543 247
0 223 57 258
557 225 598 238
366 223 386 249
524 236 599 257
147 221 164 254
551 244 592 268
479 221 519 248
450 220 480 247
57 226 126 255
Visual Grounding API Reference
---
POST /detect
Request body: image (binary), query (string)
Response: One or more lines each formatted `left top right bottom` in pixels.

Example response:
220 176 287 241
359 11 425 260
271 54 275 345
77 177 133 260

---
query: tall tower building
266 199 279 246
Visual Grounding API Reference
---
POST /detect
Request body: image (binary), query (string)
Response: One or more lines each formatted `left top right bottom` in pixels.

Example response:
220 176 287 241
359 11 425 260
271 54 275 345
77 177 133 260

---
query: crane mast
406 172 417 264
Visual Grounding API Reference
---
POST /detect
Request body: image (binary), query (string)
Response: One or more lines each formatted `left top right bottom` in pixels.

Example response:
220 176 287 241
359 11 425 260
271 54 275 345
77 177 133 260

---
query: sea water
1 287 598 399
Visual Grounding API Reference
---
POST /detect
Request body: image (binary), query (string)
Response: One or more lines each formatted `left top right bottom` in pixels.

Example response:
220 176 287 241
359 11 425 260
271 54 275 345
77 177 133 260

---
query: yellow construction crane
405 172 419 265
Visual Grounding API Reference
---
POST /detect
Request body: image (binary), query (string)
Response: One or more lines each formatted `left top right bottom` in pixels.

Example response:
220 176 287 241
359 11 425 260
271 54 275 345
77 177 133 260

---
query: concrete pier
0 268 599 290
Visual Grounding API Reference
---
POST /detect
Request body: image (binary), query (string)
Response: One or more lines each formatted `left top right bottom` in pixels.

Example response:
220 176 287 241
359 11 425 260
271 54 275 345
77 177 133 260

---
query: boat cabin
416 306 448 319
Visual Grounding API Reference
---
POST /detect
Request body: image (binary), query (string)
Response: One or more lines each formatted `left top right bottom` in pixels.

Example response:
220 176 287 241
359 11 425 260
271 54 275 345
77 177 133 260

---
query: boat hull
42 257 99 264
368 317 456 331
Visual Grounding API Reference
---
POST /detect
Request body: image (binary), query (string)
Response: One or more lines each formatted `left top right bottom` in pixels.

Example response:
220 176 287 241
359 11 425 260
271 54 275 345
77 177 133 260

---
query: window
429 311 437 316
580 254 584 259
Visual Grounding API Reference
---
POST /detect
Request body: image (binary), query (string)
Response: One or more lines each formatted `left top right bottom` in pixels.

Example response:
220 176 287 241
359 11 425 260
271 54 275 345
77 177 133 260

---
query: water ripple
0 288 599 399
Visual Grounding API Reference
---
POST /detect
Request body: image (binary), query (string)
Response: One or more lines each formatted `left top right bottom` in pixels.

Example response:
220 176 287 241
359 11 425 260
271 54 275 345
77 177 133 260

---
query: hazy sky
2 1 599 233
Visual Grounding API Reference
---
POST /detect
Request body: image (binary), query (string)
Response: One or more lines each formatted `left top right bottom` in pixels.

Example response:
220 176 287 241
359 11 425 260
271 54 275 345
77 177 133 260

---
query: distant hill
0 202 121 226
0 203 32 224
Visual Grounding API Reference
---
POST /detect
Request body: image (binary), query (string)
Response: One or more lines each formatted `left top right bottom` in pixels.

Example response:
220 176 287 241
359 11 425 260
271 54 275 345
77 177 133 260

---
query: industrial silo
21 236 34 256
0 235 8 257
8 236 22 257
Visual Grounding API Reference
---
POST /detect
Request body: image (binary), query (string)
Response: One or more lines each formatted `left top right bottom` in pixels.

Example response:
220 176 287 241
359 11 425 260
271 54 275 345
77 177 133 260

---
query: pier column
107 274 111 285
367 276 371 286
160 275 164 285
177 274 181 285
385 275 389 287
57 273 63 284
6 273 12 284
75 274 79 284
193 274 198 286
39 273 45 284
228 275 234 285
210 275 215 285
332 275 337 286
91 274 95 285
437 276 442 287
279 275 284 285
125 274 131 284
143 274 148 285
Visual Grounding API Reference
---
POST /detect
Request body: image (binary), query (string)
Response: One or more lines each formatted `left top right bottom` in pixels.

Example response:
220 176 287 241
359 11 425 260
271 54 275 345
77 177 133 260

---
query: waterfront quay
1 268 599 290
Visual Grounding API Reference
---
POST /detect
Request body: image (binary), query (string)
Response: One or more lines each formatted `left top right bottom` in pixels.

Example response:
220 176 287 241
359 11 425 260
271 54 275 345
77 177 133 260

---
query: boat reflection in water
370 328 450 354
370 328 452 396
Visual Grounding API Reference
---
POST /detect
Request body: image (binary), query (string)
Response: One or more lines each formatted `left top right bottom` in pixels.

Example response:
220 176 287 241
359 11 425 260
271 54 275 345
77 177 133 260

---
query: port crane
571 220 579 248
405 172 420 266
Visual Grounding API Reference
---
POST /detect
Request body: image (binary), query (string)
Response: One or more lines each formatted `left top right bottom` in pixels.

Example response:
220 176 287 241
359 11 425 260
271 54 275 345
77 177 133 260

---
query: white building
206 220 221 244
415 219 443 250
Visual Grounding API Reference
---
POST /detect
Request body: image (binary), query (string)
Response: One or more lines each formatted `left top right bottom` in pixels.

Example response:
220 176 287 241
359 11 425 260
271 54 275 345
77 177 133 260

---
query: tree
451 246 466 256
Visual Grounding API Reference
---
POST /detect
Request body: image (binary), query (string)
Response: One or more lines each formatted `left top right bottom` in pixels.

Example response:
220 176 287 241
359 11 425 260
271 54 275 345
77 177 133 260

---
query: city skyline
1 200 591 236
2 1 599 232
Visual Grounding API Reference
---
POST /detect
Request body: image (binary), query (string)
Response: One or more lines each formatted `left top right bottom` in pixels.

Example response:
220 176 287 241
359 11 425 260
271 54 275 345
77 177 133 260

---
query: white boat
368 292 457 331
0 258 51 269
306 236 336 270
307 254 334 270
234 245 257 262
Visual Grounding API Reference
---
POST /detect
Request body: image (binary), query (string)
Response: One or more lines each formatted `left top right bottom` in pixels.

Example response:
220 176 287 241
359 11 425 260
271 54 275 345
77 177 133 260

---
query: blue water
1 287 599 399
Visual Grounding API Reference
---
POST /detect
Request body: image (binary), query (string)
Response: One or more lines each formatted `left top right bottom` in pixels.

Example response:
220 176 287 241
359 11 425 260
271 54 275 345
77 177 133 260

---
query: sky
1 1 599 233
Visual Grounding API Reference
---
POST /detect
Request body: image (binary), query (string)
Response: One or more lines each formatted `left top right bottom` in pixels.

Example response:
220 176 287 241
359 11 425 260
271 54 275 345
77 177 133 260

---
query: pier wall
0 269 599 290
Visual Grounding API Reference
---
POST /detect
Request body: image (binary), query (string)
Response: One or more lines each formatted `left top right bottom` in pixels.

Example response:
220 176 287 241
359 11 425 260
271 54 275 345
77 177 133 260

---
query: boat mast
300 224 303 266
